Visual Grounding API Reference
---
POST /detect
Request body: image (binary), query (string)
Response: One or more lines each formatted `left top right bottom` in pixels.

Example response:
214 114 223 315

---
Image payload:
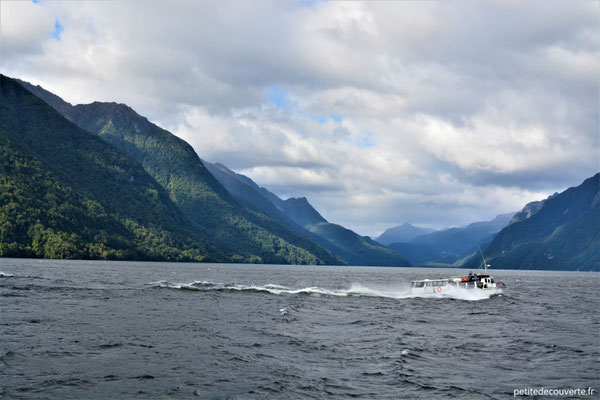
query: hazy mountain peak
280 197 327 226
510 192 559 225
466 212 515 230
386 213 515 265
375 223 435 246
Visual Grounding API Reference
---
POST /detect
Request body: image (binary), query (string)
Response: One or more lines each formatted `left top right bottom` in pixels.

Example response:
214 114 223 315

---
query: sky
2 0 598 237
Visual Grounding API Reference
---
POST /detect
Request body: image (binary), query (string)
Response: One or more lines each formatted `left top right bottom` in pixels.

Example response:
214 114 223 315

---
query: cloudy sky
2 0 598 237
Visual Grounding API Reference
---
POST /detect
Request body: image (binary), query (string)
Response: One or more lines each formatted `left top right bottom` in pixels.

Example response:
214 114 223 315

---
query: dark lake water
1 258 599 399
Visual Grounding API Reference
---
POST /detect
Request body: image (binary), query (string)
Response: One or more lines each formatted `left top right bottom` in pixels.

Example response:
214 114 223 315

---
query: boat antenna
478 246 487 274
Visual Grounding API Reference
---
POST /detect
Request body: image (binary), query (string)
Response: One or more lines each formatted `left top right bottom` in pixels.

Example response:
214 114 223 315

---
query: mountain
256 185 330 230
16 79 341 265
508 193 558 225
202 162 410 266
469 174 600 271
388 213 514 265
203 162 303 232
305 222 410 266
278 197 326 227
205 164 325 229
375 223 435 246
0 74 218 261
202 161 344 259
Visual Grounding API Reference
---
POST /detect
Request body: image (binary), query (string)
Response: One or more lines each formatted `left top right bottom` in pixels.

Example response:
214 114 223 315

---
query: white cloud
1 0 597 237
0 1 54 57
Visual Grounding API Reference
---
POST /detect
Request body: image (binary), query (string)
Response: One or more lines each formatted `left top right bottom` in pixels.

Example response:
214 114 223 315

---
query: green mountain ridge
0 75 218 261
468 173 600 271
508 193 558 225
202 161 410 266
268 196 328 227
306 222 410 267
17 78 341 265
203 162 306 234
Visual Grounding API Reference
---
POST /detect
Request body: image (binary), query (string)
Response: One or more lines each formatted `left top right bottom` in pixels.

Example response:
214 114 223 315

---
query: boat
409 247 505 295
410 274 505 295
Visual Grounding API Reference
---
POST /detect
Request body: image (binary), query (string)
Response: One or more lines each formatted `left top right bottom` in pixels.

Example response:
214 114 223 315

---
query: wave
147 280 497 301
0 271 46 280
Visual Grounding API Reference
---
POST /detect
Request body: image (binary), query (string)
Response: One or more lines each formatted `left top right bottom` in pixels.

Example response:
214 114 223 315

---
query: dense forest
0 75 218 261
2 76 341 264
469 174 600 271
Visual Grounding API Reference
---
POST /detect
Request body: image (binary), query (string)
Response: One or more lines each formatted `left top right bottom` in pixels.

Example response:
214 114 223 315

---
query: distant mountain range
4 75 598 270
375 223 435 246
204 161 410 266
385 213 514 265
467 174 599 271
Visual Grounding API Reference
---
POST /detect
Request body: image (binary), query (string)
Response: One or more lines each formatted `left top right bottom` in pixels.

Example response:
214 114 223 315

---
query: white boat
410 248 505 295
410 273 505 295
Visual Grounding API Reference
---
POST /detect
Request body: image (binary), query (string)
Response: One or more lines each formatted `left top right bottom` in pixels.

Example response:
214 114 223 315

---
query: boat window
412 282 425 288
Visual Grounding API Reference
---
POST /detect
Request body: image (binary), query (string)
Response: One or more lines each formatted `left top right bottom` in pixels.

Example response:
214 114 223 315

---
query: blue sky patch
53 20 64 40
265 86 289 110
296 0 327 8
317 114 342 124
357 132 374 148
329 114 342 123
340 133 374 147
32 0 40 3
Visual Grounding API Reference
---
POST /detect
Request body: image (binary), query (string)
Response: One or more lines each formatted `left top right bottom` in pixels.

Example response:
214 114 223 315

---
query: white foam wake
147 280 499 301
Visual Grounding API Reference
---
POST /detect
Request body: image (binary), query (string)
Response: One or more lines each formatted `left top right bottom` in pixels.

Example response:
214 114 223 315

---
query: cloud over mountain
3 0 597 236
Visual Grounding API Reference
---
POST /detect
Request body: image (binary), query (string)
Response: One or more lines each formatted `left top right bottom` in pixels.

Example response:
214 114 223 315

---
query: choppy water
1 258 598 399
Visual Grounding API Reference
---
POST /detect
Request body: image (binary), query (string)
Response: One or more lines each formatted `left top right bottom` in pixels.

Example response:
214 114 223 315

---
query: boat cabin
410 274 504 294
410 279 449 293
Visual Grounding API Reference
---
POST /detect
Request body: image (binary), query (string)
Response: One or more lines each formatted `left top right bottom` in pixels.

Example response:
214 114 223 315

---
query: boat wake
147 280 497 301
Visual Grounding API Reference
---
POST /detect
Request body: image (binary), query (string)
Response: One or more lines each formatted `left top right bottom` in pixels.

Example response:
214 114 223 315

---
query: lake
1 258 598 399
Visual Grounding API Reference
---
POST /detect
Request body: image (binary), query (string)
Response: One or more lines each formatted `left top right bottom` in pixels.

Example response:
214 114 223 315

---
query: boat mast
478 246 487 274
